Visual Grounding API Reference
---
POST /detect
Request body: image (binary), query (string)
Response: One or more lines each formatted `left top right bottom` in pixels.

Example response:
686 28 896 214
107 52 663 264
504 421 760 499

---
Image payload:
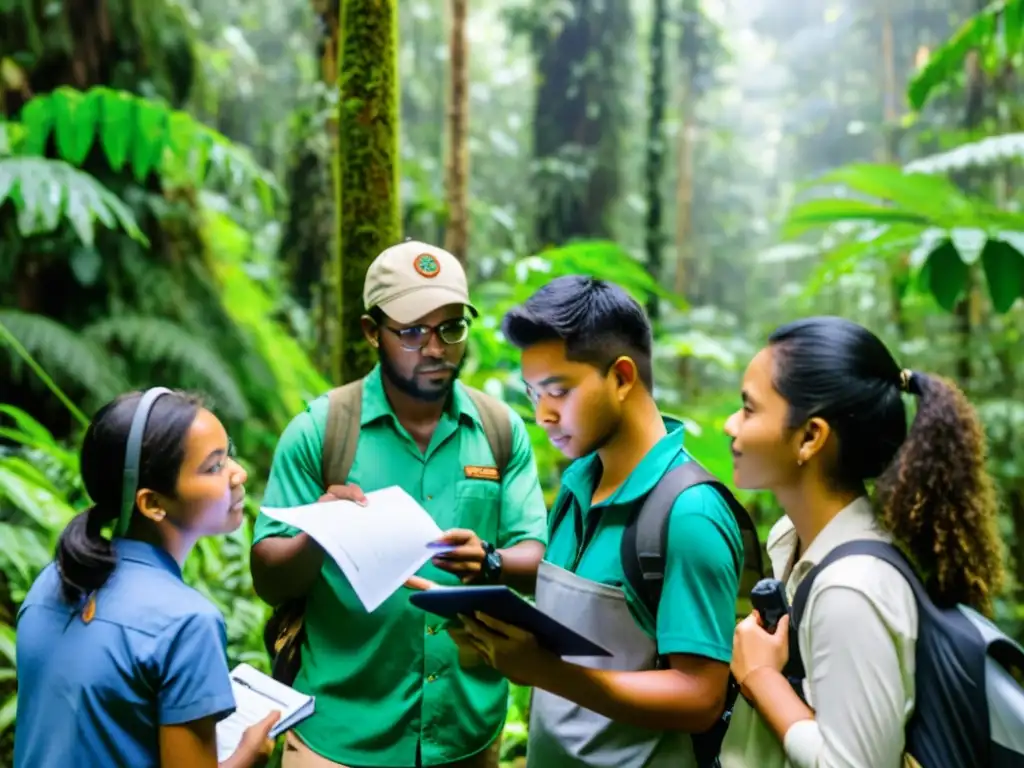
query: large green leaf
980 239 1024 312
810 164 977 221
920 240 969 311
782 198 932 239
52 87 100 166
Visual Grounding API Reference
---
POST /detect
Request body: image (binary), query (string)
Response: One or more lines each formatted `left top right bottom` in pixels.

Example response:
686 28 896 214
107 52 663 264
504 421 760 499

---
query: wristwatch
479 540 503 584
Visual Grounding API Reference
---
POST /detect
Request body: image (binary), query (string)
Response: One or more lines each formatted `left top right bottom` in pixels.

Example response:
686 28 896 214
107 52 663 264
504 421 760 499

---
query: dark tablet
409 586 612 657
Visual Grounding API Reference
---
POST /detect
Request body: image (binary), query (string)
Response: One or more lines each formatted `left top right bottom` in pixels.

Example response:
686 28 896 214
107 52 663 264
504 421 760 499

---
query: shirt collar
766 496 884 592
560 415 687 507
359 364 478 428
114 539 183 580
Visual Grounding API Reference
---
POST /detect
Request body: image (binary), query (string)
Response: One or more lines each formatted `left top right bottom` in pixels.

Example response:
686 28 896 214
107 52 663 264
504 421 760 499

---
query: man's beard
378 346 464 402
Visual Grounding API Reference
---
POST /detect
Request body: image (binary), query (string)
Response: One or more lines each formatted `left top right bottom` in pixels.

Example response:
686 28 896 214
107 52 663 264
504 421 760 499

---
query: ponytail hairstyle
768 316 1005 616
55 389 203 604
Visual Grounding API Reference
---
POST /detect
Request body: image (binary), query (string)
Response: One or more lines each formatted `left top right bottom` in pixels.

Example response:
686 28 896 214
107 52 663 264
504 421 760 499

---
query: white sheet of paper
260 486 454 612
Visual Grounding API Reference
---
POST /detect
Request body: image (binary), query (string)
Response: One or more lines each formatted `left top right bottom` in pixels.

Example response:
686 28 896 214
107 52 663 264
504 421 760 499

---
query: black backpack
787 539 1024 768
549 459 766 768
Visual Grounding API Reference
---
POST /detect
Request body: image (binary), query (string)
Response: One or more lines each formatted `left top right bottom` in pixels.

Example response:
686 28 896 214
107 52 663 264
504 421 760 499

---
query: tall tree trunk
531 0 630 248
644 0 667 321
880 5 909 338
334 0 401 385
673 0 699 302
444 0 469 265
673 0 702 397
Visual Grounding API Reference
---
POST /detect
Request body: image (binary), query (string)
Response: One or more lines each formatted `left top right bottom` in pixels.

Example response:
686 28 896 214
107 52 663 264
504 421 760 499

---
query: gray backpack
788 539 1024 768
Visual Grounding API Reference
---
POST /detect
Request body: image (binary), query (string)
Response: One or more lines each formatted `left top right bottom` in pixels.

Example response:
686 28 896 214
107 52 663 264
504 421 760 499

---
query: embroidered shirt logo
464 465 500 481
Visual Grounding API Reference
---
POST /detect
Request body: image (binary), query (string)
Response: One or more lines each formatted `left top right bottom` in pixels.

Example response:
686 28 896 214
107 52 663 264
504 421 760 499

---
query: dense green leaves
781 163 1024 312
908 0 1023 111
15 87 280 211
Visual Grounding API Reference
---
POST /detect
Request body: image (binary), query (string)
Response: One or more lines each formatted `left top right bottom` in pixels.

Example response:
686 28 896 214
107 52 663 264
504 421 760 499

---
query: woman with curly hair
717 316 1004 768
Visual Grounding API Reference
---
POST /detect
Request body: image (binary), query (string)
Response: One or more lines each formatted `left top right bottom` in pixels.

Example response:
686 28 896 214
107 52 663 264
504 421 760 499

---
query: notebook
216 663 315 761
409 585 612 657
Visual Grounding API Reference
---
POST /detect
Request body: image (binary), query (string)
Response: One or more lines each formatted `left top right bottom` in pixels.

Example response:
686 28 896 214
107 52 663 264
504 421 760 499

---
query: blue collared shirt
14 539 236 767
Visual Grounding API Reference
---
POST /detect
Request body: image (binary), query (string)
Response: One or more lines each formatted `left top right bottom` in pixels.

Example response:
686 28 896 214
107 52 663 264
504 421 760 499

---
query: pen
231 675 289 709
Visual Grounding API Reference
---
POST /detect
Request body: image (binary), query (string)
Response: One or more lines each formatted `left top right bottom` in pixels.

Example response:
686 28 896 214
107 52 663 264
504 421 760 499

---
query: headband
115 387 172 537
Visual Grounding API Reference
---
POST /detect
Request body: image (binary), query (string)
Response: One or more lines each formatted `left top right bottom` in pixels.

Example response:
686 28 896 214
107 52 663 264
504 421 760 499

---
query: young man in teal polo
249 241 549 768
451 276 744 768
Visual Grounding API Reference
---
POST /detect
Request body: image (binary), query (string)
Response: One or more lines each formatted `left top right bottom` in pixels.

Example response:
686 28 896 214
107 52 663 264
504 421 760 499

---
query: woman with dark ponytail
14 389 280 768
717 316 1004 768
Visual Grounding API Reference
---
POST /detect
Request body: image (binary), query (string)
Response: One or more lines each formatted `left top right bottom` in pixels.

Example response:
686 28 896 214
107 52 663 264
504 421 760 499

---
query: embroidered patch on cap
464 465 500 481
414 252 441 278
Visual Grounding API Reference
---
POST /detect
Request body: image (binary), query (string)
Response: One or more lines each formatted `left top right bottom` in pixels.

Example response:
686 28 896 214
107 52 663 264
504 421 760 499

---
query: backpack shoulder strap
788 538 920 683
463 386 513 476
791 539 921 628
321 380 364 488
621 460 763 621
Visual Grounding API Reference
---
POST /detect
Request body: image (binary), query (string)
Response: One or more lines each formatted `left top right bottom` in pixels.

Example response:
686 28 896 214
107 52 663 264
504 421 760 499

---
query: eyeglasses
382 317 471 351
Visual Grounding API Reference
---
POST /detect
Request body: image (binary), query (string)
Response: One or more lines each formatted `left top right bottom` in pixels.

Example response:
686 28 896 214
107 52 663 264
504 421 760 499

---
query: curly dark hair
875 373 1005 616
769 317 1005 616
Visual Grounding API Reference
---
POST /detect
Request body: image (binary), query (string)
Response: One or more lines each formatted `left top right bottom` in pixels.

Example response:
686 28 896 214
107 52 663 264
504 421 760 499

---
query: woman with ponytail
14 389 280 768
717 316 1005 768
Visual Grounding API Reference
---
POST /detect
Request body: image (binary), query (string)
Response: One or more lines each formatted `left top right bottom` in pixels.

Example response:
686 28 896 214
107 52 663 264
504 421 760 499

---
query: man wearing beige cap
250 240 548 768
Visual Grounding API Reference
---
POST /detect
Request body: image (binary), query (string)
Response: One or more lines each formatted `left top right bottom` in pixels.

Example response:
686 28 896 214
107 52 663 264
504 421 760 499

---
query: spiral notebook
216 663 315 761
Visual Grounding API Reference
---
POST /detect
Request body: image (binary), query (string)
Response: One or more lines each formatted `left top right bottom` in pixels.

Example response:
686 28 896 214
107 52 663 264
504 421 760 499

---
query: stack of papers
261 486 455 612
216 663 315 761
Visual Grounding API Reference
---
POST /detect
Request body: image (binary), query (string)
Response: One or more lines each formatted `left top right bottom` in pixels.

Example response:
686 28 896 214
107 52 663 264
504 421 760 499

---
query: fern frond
82 316 249 421
0 310 128 405
0 156 147 246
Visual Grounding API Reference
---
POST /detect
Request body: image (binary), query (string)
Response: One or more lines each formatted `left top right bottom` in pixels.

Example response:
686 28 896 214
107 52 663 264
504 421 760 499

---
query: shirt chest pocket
452 478 501 543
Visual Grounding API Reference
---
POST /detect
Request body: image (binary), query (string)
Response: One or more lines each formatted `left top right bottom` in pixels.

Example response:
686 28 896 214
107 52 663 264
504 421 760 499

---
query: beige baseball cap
363 240 478 324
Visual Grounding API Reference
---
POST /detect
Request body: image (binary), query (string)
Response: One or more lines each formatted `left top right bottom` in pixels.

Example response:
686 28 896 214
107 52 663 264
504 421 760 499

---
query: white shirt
720 497 918 768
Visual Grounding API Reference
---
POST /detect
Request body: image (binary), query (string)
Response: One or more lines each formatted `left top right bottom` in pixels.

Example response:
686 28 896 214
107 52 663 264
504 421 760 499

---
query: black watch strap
480 540 502 583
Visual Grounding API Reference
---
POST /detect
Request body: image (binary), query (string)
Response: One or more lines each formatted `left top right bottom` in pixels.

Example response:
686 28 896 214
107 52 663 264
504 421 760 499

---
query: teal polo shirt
544 418 743 660
252 365 549 767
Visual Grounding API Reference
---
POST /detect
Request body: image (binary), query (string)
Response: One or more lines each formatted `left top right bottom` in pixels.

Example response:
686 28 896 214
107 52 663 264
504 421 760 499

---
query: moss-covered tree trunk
444 0 469 265
333 0 401 385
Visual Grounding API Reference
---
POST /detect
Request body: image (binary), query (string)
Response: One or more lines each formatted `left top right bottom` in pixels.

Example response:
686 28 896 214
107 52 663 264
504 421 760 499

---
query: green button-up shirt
252 366 548 766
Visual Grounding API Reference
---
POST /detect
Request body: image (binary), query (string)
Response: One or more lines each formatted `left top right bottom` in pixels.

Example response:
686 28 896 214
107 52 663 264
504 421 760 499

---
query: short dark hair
501 275 654 390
